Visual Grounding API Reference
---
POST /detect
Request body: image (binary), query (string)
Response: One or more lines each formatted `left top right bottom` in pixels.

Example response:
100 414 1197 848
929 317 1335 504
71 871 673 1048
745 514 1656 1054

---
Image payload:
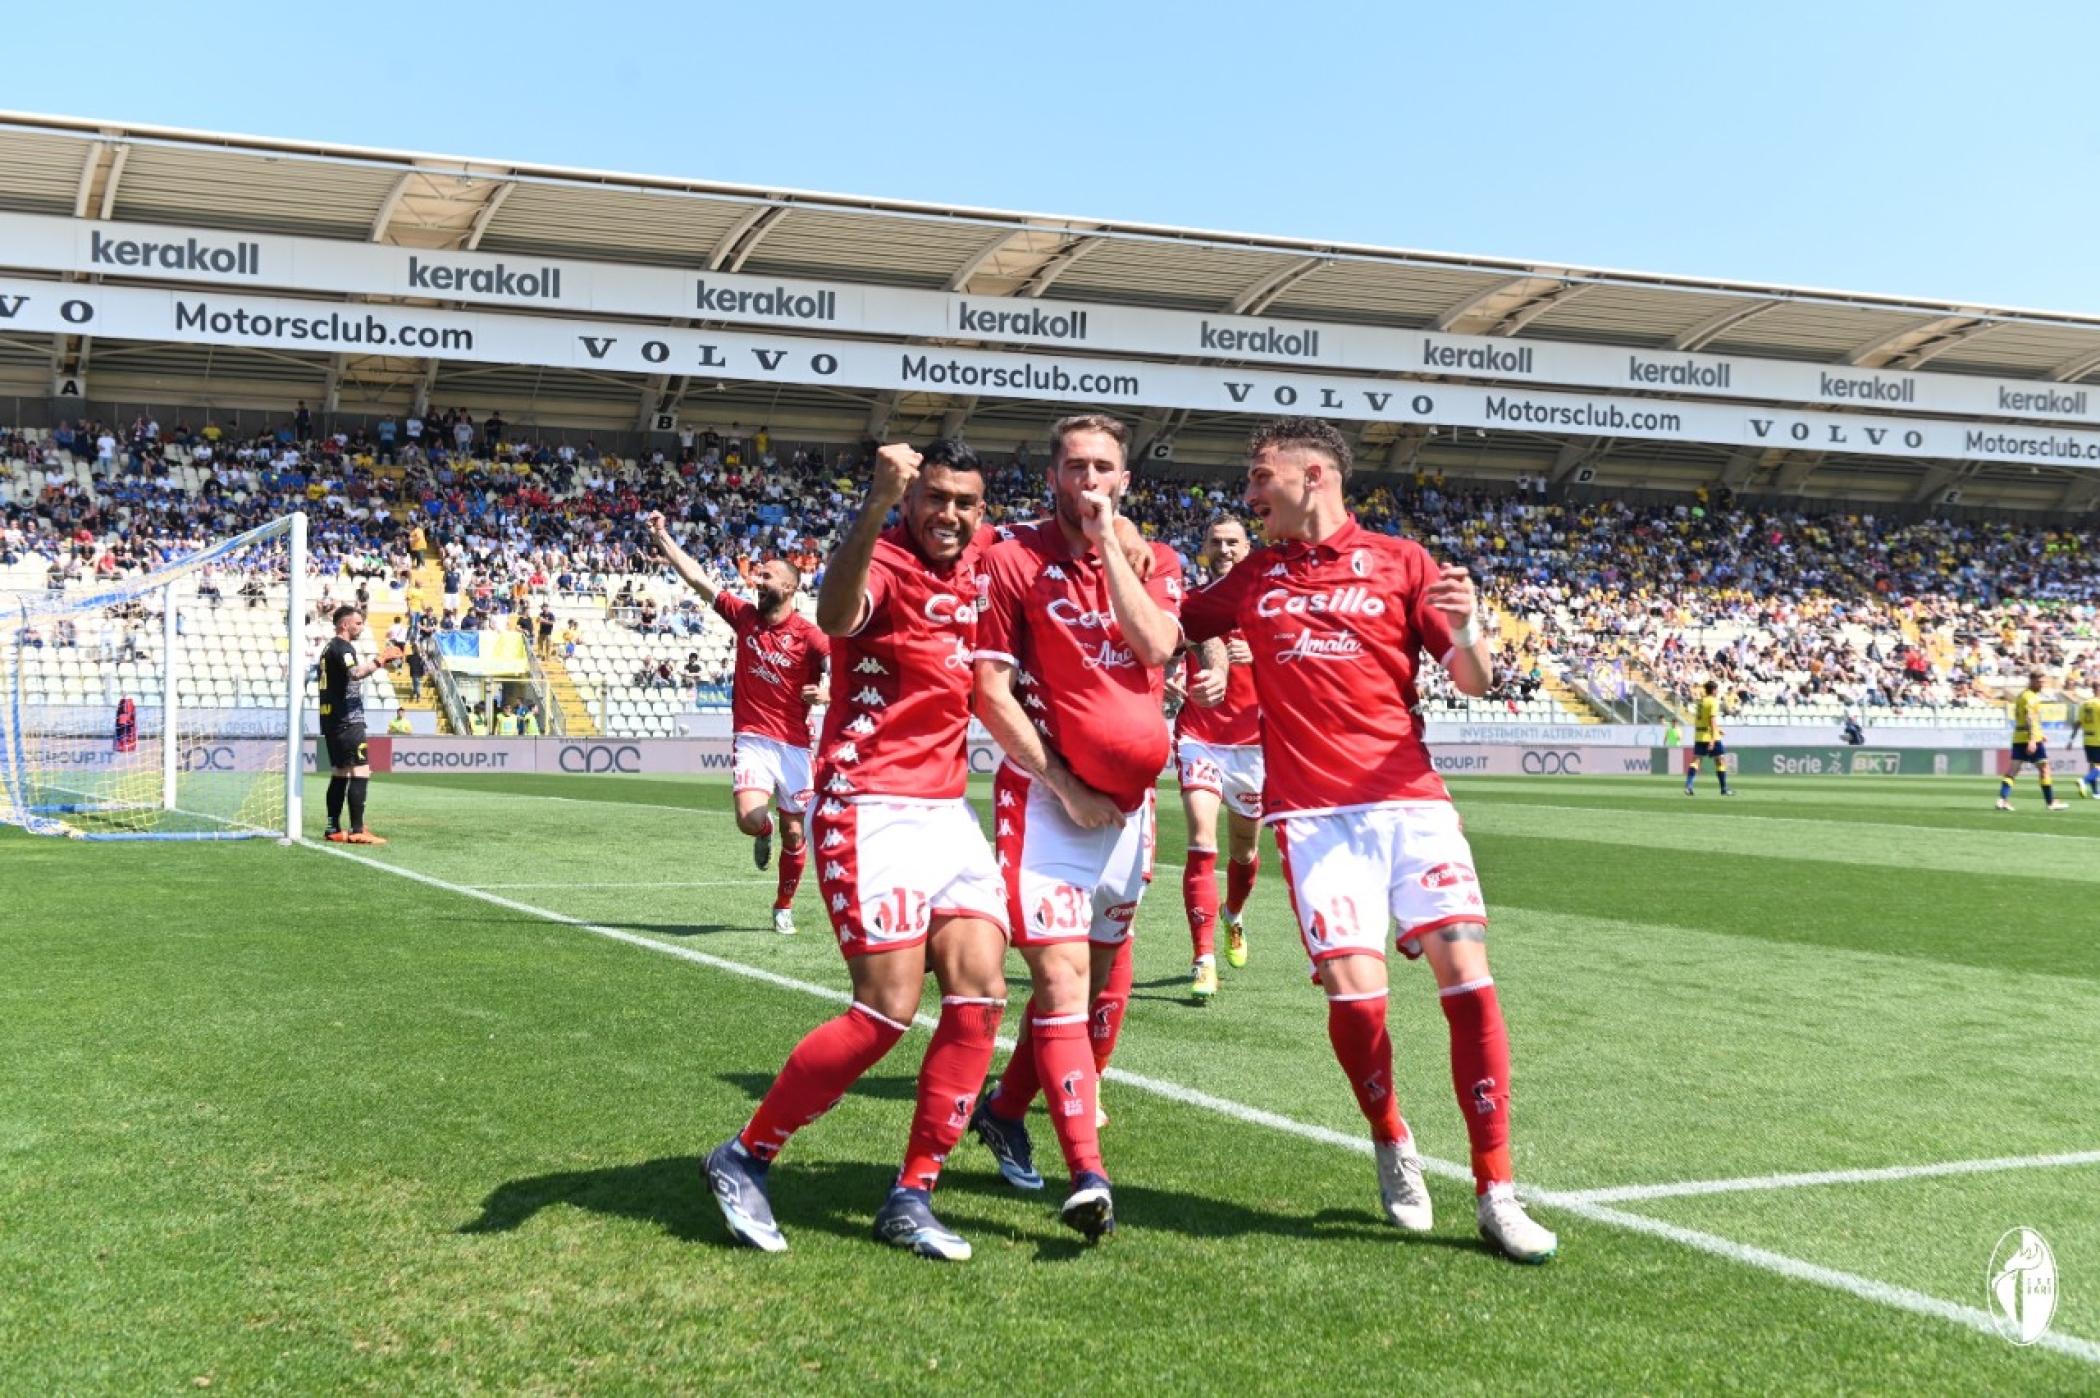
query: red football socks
988 997 1043 1120
1326 989 1406 1145
1031 1012 1103 1179
774 839 807 911
739 1002 907 1161
1225 851 1259 916
1090 939 1134 1075
1183 847 1219 959
1441 978 1514 1193
899 996 1004 1191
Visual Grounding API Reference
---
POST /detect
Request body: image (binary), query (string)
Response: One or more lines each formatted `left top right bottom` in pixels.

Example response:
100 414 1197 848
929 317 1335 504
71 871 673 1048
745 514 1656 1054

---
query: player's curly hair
1247 416 1353 480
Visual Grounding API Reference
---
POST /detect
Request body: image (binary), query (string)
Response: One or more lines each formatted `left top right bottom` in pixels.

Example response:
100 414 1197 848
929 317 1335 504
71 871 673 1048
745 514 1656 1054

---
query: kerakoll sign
0 209 2096 431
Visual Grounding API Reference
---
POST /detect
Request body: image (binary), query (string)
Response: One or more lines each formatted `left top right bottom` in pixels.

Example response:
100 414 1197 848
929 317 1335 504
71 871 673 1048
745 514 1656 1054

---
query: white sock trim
940 996 1004 1007
1325 989 1388 1004
1439 976 1496 998
1031 1012 1089 1028
1186 845 1218 856
851 1001 914 1033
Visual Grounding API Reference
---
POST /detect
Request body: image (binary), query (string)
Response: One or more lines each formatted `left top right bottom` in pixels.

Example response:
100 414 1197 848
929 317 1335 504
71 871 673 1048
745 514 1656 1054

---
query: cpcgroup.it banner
4 210 2098 434
6 274 2100 468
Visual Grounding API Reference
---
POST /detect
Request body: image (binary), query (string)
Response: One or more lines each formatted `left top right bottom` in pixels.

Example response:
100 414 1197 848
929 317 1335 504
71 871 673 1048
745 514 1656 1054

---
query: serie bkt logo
558 743 641 774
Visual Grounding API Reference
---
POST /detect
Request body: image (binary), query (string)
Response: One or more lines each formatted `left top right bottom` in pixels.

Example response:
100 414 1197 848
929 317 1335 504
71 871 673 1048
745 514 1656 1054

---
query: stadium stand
7 415 2098 740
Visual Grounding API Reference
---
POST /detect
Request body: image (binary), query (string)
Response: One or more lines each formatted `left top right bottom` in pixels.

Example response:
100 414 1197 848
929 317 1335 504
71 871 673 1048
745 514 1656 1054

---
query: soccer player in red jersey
648 512 828 934
1173 515 1264 1000
702 440 1011 1260
967 413 1196 1240
1180 417 1558 1263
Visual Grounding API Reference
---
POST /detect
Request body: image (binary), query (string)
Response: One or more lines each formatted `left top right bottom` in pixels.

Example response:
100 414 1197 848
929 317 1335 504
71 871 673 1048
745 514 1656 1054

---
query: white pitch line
472 879 777 890
306 838 2098 1366
1560 1149 2100 1205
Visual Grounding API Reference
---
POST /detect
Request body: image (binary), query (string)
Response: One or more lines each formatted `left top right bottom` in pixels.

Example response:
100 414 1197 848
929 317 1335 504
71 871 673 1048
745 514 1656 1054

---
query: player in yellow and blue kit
1684 679 1732 797
2066 688 2100 800
1998 672 2068 812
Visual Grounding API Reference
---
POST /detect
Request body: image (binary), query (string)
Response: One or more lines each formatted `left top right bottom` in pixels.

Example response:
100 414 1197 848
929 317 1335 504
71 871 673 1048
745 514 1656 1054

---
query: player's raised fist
643 510 669 542
1079 489 1117 545
871 444 922 504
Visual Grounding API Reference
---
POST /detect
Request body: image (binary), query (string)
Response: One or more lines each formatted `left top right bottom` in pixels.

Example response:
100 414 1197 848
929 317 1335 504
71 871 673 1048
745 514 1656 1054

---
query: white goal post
0 512 308 841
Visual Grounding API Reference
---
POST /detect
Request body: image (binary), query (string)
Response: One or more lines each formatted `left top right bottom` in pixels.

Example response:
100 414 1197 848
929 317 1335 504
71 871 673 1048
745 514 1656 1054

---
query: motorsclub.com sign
3 210 2100 466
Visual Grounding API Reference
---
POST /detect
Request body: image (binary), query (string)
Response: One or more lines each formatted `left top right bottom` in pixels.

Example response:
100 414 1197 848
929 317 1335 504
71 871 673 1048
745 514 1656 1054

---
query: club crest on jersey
1351 549 1370 577
1420 862 1478 890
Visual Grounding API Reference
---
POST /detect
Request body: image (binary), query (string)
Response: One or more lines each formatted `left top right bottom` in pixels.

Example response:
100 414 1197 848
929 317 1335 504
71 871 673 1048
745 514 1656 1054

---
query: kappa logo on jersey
1265 562 1289 577
1058 1071 1086 1117
1420 861 1478 890
822 860 848 881
830 892 849 913
821 827 845 849
1256 585 1386 618
997 818 1015 837
852 687 887 707
1044 564 1068 581
1022 690 1047 711
854 657 888 675
997 788 1016 807
819 798 847 817
844 714 875 737
825 771 856 794
1276 628 1365 663
830 741 860 764
1471 1076 1499 1116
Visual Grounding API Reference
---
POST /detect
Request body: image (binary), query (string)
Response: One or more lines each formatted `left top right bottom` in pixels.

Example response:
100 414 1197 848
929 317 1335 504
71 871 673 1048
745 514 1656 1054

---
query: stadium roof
5 110 2100 514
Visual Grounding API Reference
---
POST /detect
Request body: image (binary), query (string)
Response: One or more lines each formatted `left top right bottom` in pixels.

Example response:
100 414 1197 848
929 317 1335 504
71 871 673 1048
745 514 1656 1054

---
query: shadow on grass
603 921 743 939
456 1151 1481 1259
715 1070 922 1105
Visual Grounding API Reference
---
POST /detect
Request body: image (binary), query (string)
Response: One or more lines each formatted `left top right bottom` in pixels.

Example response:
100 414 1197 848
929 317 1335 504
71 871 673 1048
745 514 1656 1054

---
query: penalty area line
305 838 2098 1367
1559 1149 2100 1205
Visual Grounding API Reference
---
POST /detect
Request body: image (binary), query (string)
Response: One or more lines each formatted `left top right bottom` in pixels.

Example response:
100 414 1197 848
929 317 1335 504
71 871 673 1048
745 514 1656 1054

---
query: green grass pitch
3 772 2096 1391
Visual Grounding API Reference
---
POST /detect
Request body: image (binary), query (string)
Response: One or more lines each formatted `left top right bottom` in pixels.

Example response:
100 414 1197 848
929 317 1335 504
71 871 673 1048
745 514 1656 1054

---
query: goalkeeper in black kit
320 605 399 845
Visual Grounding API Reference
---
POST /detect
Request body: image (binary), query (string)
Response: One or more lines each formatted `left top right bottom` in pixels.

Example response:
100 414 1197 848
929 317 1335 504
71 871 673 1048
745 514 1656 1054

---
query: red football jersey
1176 630 1260 747
975 521 1182 811
714 592 829 746
814 526 986 802
1181 516 1458 816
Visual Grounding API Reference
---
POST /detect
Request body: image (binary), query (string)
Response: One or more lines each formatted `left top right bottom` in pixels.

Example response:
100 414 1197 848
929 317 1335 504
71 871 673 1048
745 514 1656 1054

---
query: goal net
0 513 308 840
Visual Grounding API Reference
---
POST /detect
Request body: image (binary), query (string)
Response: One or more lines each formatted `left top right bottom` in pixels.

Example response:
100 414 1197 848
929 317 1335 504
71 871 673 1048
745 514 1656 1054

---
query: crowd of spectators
8 413 2100 723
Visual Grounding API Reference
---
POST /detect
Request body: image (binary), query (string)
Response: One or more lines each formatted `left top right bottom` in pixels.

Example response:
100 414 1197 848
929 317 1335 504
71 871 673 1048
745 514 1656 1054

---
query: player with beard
966 413 1212 1240
648 514 829 933
702 439 1012 1259
1180 416 1558 1263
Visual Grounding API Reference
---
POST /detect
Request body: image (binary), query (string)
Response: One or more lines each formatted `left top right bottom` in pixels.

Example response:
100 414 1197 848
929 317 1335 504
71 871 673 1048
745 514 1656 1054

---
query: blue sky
7 0 2097 314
